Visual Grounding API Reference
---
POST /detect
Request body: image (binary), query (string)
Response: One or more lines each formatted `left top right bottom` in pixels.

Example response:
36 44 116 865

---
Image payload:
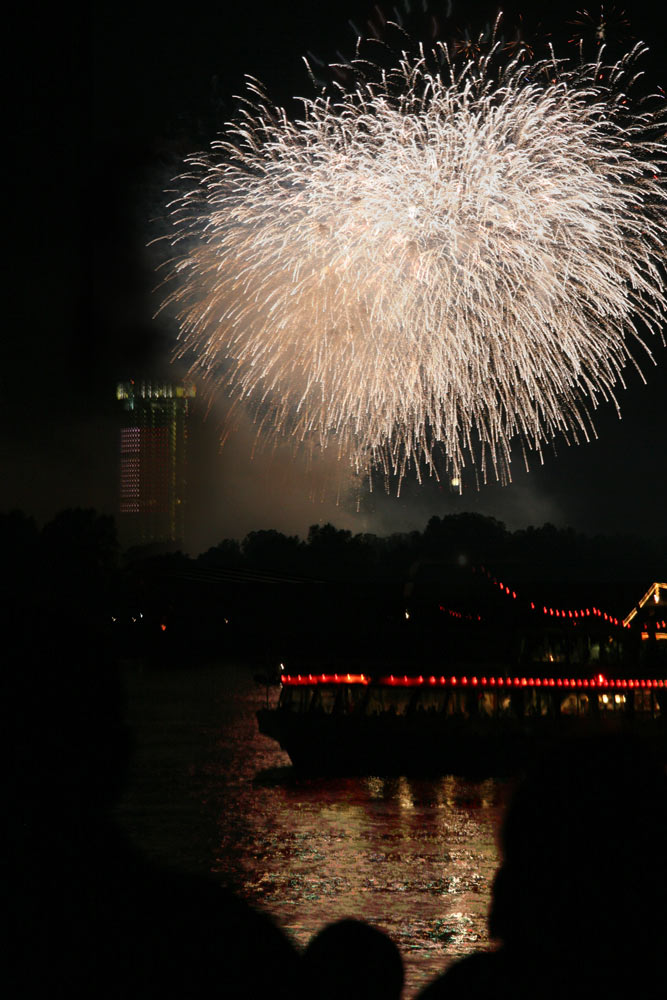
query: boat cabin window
598 692 627 712
477 691 496 716
364 690 385 715
523 689 552 716
415 689 447 713
372 688 411 715
634 689 652 714
279 686 314 712
633 689 661 717
445 689 470 718
334 685 368 713
496 694 515 717
310 687 337 714
560 693 590 716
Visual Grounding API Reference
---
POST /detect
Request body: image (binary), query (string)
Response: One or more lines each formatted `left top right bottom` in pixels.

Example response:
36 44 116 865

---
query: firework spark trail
162 35 666 489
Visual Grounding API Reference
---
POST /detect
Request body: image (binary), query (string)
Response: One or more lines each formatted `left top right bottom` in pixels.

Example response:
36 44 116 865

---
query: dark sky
4 1 666 553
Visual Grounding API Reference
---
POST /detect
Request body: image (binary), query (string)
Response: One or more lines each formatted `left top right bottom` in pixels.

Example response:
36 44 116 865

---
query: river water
115 663 508 997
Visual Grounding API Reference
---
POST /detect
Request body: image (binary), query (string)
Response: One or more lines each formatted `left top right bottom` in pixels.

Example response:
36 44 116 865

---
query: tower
117 380 196 550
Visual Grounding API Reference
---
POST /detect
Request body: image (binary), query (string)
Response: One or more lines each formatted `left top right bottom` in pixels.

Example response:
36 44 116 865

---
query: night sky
5 2 666 554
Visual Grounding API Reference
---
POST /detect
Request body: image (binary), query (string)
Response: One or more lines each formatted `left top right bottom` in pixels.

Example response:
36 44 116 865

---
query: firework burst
161 30 666 490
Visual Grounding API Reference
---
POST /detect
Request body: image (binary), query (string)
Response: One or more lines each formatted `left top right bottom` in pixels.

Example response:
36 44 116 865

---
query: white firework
161 35 666 489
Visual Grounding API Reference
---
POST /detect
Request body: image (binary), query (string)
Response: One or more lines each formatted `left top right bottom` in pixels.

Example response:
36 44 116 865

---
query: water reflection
117 666 507 998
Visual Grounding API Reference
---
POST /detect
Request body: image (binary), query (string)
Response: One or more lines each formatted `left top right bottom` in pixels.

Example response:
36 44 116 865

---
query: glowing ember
162 32 666 489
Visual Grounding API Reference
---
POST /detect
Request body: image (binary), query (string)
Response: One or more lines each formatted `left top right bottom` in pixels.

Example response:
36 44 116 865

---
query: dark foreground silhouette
10 605 665 998
418 732 667 999
303 918 404 999
9 612 302 998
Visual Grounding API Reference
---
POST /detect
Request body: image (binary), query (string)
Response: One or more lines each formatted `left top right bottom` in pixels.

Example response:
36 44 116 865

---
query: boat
257 671 667 775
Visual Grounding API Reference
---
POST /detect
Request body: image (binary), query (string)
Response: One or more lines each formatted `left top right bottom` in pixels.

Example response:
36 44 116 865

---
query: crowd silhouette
9 597 666 997
9 612 304 998
417 733 667 998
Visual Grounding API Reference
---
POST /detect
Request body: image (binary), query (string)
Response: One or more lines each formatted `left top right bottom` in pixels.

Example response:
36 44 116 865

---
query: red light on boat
521 678 527 686
506 677 513 686
583 679 589 687
472 677 478 685
439 676 445 684
543 607 548 614
428 675 436 685
451 676 457 685
549 679 555 687
462 677 468 685
496 677 503 686
535 678 542 686
514 678 521 686
531 602 535 609
490 677 496 685
557 679 563 687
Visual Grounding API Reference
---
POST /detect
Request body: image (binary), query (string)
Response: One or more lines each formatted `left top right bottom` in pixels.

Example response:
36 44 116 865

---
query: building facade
117 380 196 549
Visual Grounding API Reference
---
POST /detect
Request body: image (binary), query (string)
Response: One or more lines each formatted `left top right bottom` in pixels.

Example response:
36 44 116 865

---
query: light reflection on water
116 664 507 998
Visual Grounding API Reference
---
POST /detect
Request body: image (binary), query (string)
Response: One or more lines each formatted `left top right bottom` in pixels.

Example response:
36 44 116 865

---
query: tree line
2 507 664 667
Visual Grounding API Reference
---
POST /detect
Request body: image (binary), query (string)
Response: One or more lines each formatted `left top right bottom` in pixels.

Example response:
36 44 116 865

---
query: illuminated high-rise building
117 380 196 549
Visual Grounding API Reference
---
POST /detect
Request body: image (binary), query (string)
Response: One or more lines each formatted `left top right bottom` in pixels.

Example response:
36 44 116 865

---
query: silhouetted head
8 609 130 836
303 918 404 1000
489 733 667 989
